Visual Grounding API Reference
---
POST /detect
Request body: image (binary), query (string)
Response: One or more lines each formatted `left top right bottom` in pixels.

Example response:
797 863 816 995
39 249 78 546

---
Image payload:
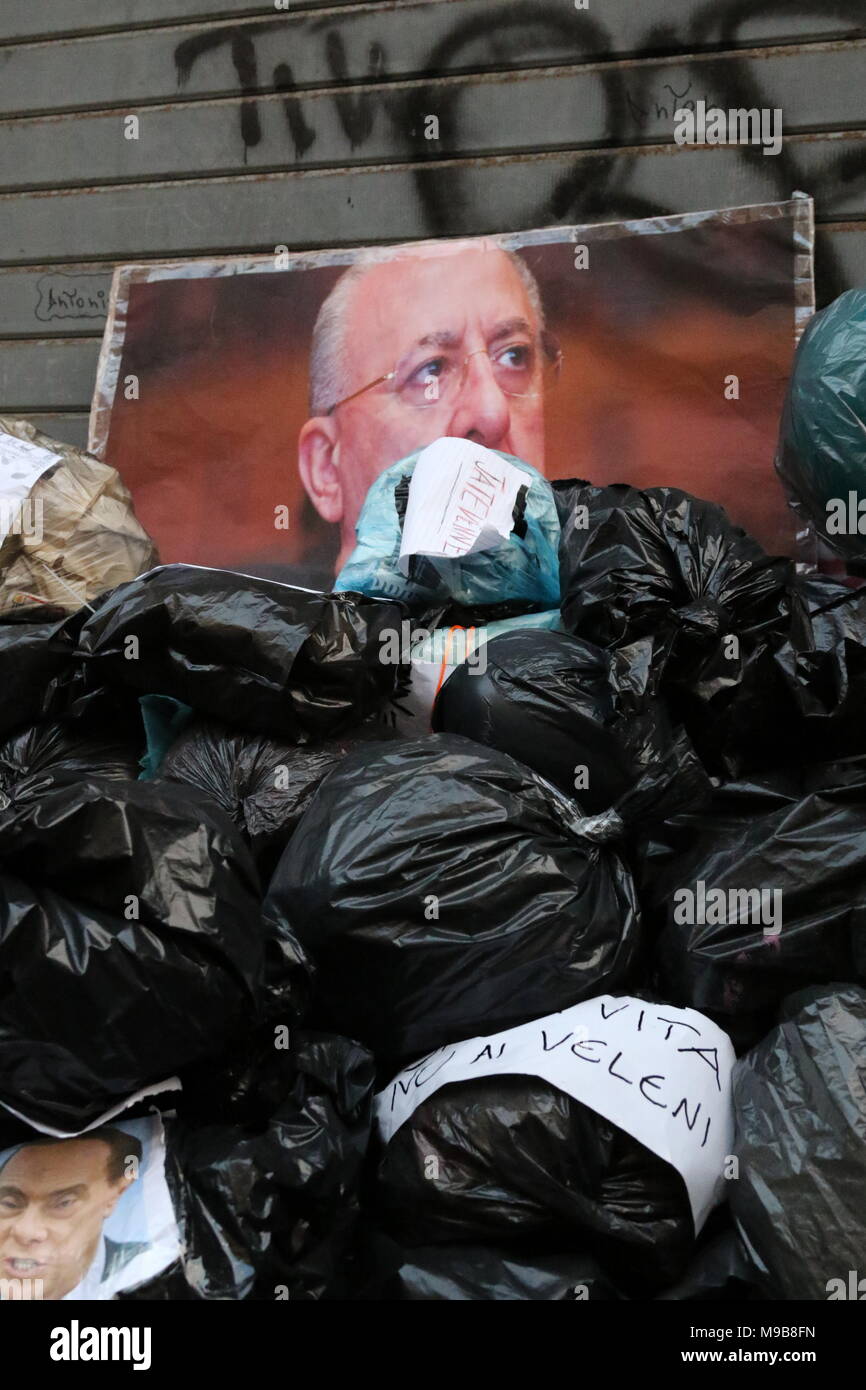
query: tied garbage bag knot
563 807 626 844
672 600 732 642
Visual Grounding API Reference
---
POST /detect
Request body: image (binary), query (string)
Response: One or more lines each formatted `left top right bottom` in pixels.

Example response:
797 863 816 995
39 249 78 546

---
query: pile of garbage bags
2 373 866 1302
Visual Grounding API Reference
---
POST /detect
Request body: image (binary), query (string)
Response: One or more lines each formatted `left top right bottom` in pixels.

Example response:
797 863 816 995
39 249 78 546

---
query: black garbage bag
0 608 78 740
553 481 805 775
0 605 179 749
159 716 400 881
0 718 143 806
374 1072 693 1296
555 479 866 776
432 627 709 816
124 1033 376 1301
775 287 866 568
761 574 866 756
555 481 791 667
655 1220 764 1301
730 985 866 1300
0 777 307 1132
74 564 406 742
383 1241 621 1301
661 571 866 777
265 734 641 1065
377 1211 758 1301
637 758 866 1050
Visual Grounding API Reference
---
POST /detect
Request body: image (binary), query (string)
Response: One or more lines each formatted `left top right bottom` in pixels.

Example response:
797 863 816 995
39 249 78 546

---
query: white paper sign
0 434 61 542
375 995 735 1233
399 437 527 568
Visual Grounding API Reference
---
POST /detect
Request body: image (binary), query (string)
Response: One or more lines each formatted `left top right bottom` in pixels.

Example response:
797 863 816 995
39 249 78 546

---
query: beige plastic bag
0 417 158 615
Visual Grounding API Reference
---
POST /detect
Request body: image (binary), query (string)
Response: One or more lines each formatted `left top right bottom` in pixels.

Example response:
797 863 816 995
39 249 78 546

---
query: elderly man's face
299 246 548 570
0 1139 131 1300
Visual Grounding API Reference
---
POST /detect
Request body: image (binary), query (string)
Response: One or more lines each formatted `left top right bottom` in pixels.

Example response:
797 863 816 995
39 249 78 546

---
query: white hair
309 243 547 415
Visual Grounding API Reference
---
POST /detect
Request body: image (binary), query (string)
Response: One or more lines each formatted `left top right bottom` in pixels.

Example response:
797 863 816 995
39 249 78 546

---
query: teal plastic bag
335 445 561 610
777 287 866 565
138 694 194 779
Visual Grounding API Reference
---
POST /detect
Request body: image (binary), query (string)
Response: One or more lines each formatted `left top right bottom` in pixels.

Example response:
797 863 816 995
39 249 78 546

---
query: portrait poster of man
0 1115 179 1300
89 197 814 589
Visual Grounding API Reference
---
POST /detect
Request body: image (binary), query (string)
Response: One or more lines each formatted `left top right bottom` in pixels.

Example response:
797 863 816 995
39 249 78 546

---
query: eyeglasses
325 333 562 415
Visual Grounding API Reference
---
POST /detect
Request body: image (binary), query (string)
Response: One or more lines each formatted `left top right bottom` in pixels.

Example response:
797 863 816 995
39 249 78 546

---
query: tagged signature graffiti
35 273 110 322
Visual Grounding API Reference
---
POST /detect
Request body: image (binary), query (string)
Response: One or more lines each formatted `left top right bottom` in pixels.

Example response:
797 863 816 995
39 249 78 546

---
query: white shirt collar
62 1234 107 1301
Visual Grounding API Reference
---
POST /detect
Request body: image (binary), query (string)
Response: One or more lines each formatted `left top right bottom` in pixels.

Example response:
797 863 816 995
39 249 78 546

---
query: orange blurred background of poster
93 201 812 588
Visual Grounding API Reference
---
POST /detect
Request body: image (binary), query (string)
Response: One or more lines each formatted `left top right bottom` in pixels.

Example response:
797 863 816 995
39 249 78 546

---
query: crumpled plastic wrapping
656 572 866 778
0 603 157 748
730 985 866 1300
382 1224 760 1301
159 716 400 878
554 480 794 778
655 1224 763 1302
775 288 866 567
434 628 637 809
0 609 79 740
382 1242 620 1301
74 564 406 743
0 718 143 808
374 1072 693 1296
0 417 158 616
0 777 307 1132
265 733 640 1065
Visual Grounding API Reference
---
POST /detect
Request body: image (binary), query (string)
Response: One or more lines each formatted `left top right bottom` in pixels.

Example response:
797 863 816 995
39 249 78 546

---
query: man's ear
298 416 344 524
